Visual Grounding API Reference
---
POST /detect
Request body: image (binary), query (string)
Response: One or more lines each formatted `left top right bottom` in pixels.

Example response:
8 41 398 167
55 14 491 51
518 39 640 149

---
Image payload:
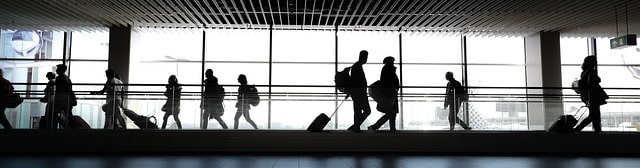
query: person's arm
444 83 451 108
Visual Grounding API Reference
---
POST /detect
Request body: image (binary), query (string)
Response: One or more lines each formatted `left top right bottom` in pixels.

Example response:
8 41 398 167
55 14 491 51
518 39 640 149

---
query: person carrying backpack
368 56 400 131
347 50 371 132
444 71 471 131
234 74 258 130
201 69 228 130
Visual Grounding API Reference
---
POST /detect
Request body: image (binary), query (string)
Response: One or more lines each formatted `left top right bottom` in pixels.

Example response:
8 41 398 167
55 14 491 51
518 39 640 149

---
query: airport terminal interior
2 0 640 167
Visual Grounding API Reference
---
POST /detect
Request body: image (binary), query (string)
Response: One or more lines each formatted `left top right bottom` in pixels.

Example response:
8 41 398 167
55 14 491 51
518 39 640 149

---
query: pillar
525 31 564 130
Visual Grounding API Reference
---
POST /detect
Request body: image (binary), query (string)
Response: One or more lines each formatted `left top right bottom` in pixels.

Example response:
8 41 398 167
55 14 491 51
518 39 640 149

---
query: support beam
525 31 563 130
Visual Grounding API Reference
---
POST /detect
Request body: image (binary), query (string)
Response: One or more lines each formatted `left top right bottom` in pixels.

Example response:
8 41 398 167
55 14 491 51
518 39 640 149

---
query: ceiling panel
0 0 638 37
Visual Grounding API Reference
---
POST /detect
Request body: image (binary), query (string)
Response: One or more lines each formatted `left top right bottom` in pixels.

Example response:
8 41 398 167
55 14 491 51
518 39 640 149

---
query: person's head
0 68 3 78
238 74 247 85
46 72 55 80
105 69 115 79
582 55 597 71
383 56 395 65
445 71 454 81
358 50 368 64
168 75 178 84
205 69 214 78
55 64 67 75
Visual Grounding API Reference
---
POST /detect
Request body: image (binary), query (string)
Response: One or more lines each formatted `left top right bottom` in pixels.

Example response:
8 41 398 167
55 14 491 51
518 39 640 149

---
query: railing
4 83 640 132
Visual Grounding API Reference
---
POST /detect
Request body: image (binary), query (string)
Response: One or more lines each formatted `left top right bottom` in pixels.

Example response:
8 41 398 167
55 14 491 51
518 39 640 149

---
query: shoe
463 127 472 131
367 126 378 131
348 126 362 132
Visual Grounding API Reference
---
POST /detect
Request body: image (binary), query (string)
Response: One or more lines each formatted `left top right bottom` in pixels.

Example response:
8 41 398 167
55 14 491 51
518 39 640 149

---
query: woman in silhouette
234 74 258 130
161 75 182 129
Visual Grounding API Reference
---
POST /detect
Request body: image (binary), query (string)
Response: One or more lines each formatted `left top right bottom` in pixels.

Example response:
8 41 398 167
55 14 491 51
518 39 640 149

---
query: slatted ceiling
2 0 640 37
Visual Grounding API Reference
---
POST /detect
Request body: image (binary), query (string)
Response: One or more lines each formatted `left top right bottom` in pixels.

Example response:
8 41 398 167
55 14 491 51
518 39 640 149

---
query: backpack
335 67 352 93
571 78 582 94
247 85 260 106
214 85 225 103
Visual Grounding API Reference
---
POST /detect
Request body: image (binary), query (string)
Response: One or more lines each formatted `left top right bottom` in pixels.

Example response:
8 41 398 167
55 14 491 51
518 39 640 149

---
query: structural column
525 31 564 130
107 26 132 85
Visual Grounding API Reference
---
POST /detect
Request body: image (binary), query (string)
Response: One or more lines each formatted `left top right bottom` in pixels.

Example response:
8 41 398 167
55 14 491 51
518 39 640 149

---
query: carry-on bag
69 115 91 129
307 97 348 132
123 108 159 129
547 106 588 133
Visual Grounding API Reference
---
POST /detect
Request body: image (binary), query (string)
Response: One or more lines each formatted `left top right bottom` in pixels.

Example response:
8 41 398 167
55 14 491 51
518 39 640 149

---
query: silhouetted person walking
0 69 15 129
368 56 400 131
575 55 608 133
53 64 75 129
234 74 258 130
92 69 126 129
39 72 56 129
161 75 182 129
348 50 371 132
201 69 228 130
444 72 471 131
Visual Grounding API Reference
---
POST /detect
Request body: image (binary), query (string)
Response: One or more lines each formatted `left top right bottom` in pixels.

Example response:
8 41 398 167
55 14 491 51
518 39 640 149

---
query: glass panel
466 36 525 64
560 37 589 64
205 29 269 62
402 33 461 63
70 31 109 60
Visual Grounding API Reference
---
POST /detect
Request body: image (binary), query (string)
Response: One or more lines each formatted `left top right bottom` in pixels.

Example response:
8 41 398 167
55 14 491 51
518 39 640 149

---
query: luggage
38 115 58 129
307 98 348 132
68 115 91 129
123 108 159 129
548 106 589 133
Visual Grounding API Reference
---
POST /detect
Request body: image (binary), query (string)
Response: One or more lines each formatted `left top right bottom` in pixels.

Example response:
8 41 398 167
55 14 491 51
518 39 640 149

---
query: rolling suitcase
307 97 348 132
123 108 159 129
69 115 91 129
548 106 588 133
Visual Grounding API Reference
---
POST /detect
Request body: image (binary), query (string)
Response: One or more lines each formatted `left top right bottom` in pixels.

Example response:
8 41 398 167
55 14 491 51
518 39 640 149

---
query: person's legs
447 104 456 131
242 110 258 129
574 115 593 132
370 113 390 130
201 111 210 129
591 106 602 132
161 112 171 129
213 115 228 130
350 94 370 131
234 109 242 129
104 114 114 129
173 109 182 129
388 113 397 131
0 108 13 129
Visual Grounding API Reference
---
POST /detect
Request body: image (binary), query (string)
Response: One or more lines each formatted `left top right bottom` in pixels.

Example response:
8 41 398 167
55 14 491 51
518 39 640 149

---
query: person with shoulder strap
0 68 15 129
201 69 228 130
574 55 608 133
444 71 471 131
234 74 258 130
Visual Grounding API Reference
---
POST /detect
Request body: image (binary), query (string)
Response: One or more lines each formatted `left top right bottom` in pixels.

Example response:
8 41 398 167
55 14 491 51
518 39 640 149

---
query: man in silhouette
93 69 126 129
39 72 56 129
444 72 471 131
347 50 371 132
368 56 400 131
53 64 74 128
0 68 15 129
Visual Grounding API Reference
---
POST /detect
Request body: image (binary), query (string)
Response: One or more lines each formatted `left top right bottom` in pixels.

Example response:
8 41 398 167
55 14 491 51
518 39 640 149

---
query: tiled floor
1 155 639 168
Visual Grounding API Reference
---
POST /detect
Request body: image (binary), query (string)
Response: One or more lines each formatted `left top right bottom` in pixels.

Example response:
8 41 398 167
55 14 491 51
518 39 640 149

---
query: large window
271 30 335 130
1 30 64 129
466 36 527 130
129 28 204 129
401 33 462 130
205 29 270 129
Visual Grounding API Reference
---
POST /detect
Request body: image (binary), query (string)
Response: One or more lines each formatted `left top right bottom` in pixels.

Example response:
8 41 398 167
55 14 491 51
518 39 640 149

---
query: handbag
2 92 23 108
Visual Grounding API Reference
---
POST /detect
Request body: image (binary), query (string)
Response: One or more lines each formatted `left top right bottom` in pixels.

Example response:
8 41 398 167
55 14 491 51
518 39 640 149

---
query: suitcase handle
328 97 349 118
